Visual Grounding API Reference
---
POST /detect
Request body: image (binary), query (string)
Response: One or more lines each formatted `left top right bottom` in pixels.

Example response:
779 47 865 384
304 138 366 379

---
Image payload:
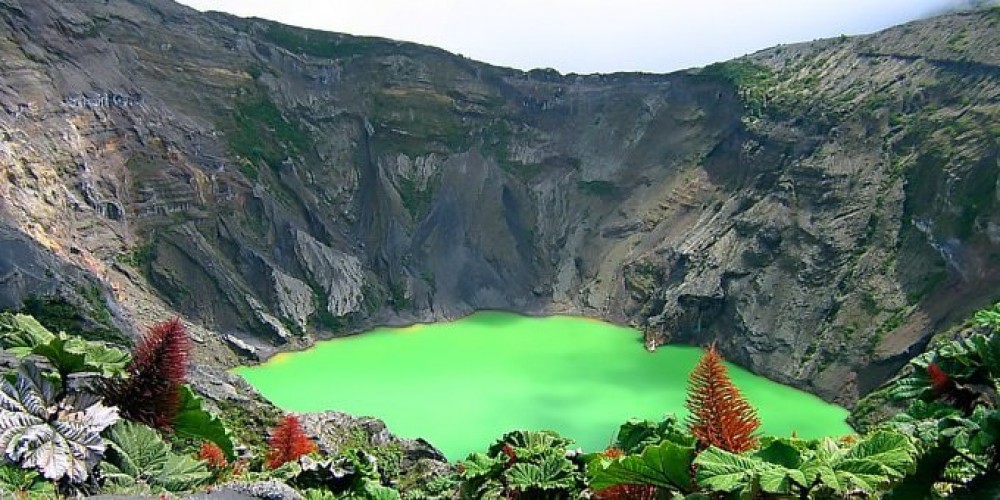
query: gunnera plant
0 361 120 483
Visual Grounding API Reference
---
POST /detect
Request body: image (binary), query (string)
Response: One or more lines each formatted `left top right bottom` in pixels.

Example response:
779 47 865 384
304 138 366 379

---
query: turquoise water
235 312 852 459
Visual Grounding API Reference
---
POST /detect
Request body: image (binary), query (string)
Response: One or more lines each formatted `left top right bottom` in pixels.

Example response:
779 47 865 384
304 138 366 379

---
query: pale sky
178 0 982 74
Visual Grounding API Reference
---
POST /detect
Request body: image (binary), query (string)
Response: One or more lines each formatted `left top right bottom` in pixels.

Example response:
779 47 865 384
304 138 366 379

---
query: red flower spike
928 363 951 395
101 318 191 429
501 443 518 468
198 442 228 469
684 342 761 453
266 415 318 469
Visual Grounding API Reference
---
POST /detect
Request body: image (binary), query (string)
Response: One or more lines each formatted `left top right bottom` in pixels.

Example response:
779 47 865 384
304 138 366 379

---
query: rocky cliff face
0 0 997 404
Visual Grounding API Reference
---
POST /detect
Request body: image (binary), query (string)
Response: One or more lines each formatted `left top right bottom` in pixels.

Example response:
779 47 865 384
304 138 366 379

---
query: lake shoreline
236 312 854 460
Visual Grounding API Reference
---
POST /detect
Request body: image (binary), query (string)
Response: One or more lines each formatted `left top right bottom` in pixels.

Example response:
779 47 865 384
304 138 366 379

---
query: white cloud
177 0 967 74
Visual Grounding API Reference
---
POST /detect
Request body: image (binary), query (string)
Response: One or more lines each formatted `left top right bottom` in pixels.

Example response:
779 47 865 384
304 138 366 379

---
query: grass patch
396 175 437 219
577 180 618 197
696 60 775 115
226 87 312 171
387 281 410 311
370 88 470 157
214 397 281 453
119 242 155 270
17 294 130 346
261 22 388 59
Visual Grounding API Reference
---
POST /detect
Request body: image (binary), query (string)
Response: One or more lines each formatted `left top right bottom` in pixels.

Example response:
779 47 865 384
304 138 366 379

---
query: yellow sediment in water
235 312 852 460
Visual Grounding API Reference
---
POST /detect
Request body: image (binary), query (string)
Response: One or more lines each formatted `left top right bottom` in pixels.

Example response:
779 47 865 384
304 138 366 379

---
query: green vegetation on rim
226 87 312 171
261 22 389 60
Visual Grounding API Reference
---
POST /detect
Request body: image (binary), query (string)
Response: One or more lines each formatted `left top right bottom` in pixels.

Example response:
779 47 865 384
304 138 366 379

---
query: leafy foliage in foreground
587 417 697 495
879 309 1000 497
695 431 917 497
101 420 212 494
0 463 57 498
0 361 119 483
173 385 236 460
459 430 585 499
588 439 696 494
0 312 129 380
294 451 402 499
6 300 1000 498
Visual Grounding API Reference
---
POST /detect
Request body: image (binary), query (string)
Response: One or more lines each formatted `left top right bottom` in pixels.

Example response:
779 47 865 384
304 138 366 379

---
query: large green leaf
694 446 769 493
172 385 235 459
838 461 894 492
615 416 696 454
506 454 577 491
968 409 1000 455
0 361 119 483
754 439 803 469
0 313 55 356
488 430 572 462
104 421 210 493
615 419 664 454
359 480 402 500
0 463 56 498
105 420 171 479
458 452 503 479
100 462 138 490
588 439 696 492
155 454 212 492
757 465 808 495
0 314 129 379
840 430 917 479
972 333 1000 380
65 336 130 378
974 304 1000 332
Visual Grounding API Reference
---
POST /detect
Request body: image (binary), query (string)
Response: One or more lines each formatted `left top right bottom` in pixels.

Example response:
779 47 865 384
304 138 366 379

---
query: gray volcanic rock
293 230 365 318
208 481 302 500
297 411 453 490
298 411 449 465
0 0 997 406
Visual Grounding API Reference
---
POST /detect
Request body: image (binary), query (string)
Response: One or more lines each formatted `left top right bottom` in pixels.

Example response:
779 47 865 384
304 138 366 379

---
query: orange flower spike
266 415 318 469
198 442 228 469
684 342 761 453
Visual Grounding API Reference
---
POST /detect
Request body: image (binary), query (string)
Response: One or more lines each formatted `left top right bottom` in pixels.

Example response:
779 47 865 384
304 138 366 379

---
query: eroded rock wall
1 0 998 404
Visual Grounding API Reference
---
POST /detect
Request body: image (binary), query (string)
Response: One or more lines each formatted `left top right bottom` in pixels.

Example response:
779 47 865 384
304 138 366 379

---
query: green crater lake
236 312 852 459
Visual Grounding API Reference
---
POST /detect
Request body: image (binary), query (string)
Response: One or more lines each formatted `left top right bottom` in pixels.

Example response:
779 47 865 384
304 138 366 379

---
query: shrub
459 430 585 498
0 312 129 382
0 361 119 483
